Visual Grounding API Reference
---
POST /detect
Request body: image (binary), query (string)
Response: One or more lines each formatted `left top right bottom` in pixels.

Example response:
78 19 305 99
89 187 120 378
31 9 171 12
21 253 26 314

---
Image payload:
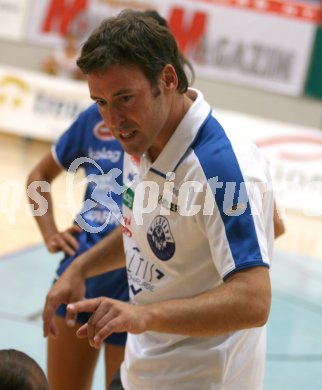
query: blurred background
0 0 322 389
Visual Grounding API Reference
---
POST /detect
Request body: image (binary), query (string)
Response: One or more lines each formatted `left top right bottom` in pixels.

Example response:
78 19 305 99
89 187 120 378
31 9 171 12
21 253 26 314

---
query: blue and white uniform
52 103 128 346
121 89 274 388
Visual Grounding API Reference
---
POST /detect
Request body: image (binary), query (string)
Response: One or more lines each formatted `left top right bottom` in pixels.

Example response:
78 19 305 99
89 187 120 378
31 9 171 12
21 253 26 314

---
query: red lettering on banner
168 7 207 54
42 0 88 35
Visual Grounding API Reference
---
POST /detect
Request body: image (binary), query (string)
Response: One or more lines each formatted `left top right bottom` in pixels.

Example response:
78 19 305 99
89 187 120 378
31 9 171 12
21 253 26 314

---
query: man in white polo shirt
43 10 275 390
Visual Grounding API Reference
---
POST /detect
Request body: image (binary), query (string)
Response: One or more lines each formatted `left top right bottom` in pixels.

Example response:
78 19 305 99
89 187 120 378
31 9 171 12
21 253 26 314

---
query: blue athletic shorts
55 255 129 346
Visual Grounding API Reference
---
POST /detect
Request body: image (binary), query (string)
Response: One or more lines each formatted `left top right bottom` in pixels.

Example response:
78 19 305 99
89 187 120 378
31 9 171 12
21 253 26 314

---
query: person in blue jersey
42 10 284 390
26 103 128 390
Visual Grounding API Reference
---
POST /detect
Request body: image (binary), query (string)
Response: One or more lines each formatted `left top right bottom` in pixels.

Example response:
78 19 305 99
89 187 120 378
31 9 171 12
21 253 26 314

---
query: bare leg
47 315 100 390
104 343 125 389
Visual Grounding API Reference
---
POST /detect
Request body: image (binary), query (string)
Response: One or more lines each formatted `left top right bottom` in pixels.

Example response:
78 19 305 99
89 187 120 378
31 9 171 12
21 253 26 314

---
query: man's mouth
120 130 135 139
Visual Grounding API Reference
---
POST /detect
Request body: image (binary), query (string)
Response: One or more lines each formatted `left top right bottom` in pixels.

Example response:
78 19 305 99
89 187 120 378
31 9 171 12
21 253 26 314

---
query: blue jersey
52 104 128 345
52 103 124 253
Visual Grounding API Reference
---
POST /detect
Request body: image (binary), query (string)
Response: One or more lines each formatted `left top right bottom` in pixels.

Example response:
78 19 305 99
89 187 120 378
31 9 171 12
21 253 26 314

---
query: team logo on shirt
93 121 114 140
123 186 134 210
147 216 175 261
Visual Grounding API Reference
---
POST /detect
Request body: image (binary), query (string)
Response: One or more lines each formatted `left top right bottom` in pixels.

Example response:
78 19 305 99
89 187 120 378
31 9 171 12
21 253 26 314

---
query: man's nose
104 104 124 128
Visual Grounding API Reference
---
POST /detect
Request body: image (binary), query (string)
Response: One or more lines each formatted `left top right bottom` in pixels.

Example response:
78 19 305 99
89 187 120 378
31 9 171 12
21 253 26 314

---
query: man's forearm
142 266 271 337
72 225 125 278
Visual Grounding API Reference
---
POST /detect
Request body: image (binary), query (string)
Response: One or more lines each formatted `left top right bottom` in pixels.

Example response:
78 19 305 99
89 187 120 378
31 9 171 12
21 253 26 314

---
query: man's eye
120 96 132 103
96 100 106 106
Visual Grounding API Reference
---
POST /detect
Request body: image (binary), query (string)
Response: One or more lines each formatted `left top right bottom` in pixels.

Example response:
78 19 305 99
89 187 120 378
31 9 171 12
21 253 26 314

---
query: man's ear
161 64 178 90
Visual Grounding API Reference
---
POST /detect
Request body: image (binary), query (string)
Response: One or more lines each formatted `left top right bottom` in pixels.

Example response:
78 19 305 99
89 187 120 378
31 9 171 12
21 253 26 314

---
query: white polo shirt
120 89 274 390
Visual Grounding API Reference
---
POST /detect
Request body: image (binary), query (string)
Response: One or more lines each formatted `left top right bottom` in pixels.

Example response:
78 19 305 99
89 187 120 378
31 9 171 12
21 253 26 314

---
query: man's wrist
71 253 90 280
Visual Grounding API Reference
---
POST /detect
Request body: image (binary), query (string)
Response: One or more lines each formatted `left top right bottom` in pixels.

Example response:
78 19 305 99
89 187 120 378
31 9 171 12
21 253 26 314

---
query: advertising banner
167 0 318 96
26 0 89 45
25 0 318 96
26 0 155 45
0 65 91 140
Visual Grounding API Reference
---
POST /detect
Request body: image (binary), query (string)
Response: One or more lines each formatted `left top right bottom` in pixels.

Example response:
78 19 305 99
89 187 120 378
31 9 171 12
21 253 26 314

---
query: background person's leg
105 343 125 390
47 315 100 390
108 368 124 390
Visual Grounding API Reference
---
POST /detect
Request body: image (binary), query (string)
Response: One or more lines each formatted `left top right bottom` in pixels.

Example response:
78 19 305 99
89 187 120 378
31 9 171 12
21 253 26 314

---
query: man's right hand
42 264 86 338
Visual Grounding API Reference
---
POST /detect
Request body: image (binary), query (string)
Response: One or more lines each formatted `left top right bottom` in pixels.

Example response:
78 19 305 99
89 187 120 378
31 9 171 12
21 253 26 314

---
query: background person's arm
26 151 81 256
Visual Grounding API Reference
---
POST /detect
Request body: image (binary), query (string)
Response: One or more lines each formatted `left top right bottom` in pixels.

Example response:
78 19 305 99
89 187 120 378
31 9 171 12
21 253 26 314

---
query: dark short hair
0 349 49 390
140 9 168 27
77 9 189 93
140 9 195 84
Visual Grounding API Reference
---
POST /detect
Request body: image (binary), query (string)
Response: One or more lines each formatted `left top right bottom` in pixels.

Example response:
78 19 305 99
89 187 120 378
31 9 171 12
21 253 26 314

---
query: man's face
88 63 177 161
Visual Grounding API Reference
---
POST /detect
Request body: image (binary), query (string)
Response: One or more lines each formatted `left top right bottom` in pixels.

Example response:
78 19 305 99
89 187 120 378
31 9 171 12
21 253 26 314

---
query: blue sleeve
193 117 271 279
53 106 94 170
